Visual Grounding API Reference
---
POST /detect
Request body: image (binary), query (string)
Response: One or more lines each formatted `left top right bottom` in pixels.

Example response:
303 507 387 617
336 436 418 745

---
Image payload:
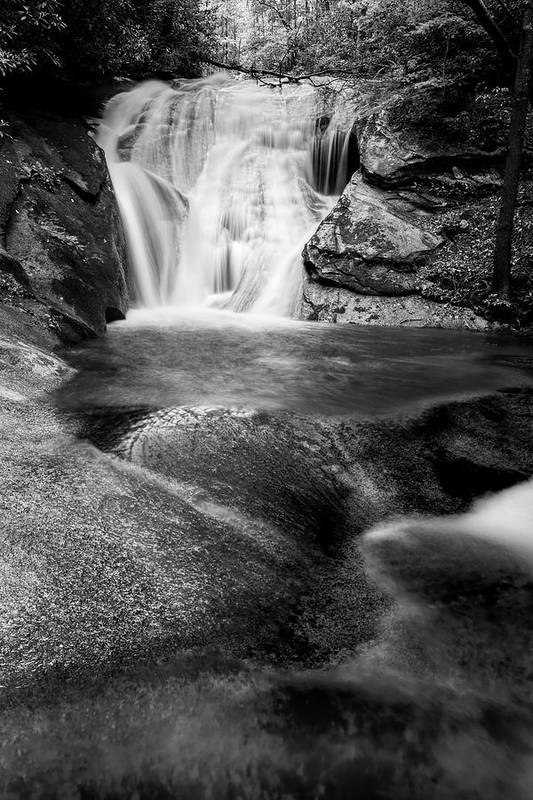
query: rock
300 280 489 330
0 110 129 342
302 174 443 296
438 218 470 239
357 107 496 186
355 83 507 187
363 478 533 698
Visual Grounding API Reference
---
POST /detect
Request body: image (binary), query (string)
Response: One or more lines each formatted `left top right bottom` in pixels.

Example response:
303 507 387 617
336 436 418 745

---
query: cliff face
0 109 129 345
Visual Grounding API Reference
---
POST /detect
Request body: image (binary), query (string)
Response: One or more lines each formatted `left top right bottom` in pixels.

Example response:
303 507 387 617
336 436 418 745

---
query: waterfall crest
97 75 356 315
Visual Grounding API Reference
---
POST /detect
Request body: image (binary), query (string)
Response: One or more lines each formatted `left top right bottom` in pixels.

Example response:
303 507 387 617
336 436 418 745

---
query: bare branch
202 57 360 84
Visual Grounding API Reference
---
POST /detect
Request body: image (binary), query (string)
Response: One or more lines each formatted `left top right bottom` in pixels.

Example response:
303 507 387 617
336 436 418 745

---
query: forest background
0 0 525 98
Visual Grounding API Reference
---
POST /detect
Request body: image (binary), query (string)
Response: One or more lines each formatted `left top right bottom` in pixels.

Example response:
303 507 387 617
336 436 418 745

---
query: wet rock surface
301 280 490 328
1 312 533 798
0 109 128 342
1 333 533 798
302 175 443 295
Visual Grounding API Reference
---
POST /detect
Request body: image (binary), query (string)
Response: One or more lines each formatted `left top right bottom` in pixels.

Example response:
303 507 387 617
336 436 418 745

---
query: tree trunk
462 0 516 73
493 1 533 298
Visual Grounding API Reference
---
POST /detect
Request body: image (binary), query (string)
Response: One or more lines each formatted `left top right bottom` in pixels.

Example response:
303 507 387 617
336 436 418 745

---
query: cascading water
97 75 357 316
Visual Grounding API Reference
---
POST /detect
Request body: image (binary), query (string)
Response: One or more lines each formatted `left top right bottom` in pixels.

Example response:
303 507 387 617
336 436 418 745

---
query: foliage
0 0 213 85
60 0 212 81
417 175 533 328
0 0 64 78
0 0 529 88
211 0 526 90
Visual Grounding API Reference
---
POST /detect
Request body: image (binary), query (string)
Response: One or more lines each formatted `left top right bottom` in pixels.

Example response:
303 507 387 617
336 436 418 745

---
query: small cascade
97 75 357 315
311 114 360 195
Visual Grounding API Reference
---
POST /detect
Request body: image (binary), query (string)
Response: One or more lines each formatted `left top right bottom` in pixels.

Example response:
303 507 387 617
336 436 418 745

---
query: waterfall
97 75 357 315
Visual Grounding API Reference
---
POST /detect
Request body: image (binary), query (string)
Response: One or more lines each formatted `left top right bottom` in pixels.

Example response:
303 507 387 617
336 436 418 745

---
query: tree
493 0 533 297
461 0 516 73
0 0 64 78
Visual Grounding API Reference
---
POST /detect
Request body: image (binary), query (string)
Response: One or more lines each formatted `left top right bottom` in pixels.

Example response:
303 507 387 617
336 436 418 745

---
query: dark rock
0 110 128 342
300 90 522 330
362 481 533 698
438 218 470 239
356 82 507 187
357 106 502 186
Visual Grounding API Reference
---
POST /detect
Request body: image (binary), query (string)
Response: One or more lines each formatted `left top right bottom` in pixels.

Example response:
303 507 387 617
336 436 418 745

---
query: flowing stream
47 76 533 798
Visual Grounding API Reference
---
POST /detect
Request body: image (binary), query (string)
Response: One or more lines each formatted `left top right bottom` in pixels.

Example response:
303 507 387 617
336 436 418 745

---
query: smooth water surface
60 309 533 418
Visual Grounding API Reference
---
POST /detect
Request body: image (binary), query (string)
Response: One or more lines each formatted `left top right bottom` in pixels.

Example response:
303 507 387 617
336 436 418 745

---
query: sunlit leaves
0 0 64 78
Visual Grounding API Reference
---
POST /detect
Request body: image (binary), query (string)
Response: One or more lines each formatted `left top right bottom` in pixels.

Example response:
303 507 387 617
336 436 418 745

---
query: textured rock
355 82 509 187
301 280 490 330
302 174 443 295
363 479 533 698
0 110 128 342
357 107 500 186
1 307 533 797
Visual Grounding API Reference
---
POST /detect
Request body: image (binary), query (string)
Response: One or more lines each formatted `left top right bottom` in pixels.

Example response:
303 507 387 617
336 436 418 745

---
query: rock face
301 281 489 329
1 297 533 797
353 80 515 187
0 110 128 342
356 105 501 187
300 81 530 329
303 175 443 295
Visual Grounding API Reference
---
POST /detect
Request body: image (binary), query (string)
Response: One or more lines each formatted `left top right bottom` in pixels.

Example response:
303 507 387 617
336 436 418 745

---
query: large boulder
300 81 533 329
303 174 443 295
0 110 128 342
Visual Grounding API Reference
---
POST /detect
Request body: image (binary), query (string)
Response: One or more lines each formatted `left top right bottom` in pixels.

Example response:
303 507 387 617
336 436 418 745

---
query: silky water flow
97 75 355 316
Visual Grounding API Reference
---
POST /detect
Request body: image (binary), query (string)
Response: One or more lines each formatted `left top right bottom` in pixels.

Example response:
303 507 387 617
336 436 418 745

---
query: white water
97 75 355 315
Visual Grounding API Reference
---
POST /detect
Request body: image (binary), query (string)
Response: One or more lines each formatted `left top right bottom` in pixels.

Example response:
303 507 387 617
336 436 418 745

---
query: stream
48 75 533 798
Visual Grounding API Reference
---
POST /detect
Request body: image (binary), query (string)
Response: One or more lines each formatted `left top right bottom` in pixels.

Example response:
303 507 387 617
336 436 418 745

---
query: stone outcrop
0 110 128 343
353 80 519 187
300 81 531 329
301 281 489 329
356 105 503 187
303 175 443 295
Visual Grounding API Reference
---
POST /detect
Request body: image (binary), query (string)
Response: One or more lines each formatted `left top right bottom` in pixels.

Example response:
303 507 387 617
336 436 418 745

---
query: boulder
302 174 443 295
0 110 129 342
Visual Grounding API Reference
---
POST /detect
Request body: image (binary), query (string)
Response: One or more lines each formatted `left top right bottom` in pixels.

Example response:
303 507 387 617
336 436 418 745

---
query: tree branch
460 0 517 72
202 57 359 84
